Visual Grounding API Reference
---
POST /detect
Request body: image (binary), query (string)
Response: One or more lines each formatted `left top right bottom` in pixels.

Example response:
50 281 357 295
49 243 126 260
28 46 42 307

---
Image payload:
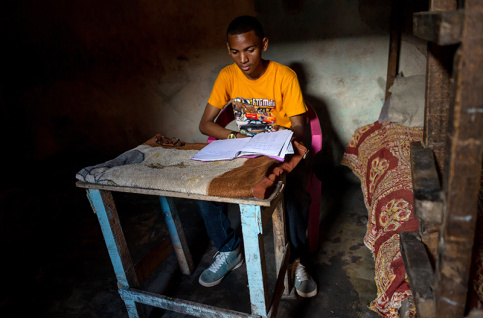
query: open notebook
190 130 294 162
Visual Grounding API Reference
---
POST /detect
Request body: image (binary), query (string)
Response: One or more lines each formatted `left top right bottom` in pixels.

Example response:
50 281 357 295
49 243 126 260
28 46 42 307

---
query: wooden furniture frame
76 179 291 318
392 0 483 317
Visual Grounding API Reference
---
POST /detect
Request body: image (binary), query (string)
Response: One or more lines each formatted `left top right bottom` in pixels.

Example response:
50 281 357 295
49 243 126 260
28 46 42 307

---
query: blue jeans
195 162 310 261
194 200 242 252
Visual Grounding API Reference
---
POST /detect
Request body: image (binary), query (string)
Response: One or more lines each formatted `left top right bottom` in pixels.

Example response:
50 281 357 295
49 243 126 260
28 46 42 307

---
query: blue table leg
271 196 291 296
86 189 145 318
240 203 269 316
159 196 194 275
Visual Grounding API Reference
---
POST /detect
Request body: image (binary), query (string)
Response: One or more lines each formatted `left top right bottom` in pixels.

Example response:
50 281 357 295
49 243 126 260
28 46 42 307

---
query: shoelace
208 251 229 272
294 262 309 281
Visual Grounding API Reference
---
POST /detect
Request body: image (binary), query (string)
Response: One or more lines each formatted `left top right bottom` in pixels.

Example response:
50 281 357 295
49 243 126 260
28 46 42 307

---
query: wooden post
86 189 146 318
240 204 269 317
400 231 436 318
159 196 194 275
271 196 290 297
385 0 402 99
423 0 458 176
436 0 483 316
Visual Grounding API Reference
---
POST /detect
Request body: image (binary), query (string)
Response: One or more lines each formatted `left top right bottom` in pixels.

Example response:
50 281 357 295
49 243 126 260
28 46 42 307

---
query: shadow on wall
289 62 346 177
289 62 357 227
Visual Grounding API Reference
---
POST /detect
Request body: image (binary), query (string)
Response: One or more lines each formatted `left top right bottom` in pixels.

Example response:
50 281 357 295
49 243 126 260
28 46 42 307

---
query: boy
196 15 317 298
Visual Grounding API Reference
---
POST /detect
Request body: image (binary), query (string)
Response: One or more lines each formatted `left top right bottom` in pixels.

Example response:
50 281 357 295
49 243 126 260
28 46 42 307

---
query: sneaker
292 259 317 298
199 245 244 287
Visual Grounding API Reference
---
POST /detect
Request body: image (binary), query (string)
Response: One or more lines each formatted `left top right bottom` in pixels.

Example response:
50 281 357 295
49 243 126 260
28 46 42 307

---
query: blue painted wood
83 186 288 318
159 196 194 275
119 287 261 318
86 189 144 318
240 204 269 316
87 189 132 285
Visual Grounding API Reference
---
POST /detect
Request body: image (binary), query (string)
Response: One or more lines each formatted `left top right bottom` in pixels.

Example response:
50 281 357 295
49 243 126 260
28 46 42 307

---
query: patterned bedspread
342 122 423 317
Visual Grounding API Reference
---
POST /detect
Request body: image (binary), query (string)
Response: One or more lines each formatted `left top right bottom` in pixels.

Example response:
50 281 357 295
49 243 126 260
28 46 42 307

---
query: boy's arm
199 103 247 139
271 114 305 142
289 114 305 142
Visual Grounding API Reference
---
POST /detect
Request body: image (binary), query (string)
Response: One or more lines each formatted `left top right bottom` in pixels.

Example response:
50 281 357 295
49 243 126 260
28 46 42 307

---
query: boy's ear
262 37 269 52
226 42 231 54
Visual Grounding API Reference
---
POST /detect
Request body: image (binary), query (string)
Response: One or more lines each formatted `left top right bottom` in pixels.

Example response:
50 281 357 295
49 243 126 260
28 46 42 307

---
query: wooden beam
423 42 455 174
119 287 261 318
436 0 483 316
420 1 458 175
159 196 194 275
385 0 403 99
410 142 444 260
413 10 464 45
77 180 284 208
86 189 147 317
410 142 444 225
400 231 436 318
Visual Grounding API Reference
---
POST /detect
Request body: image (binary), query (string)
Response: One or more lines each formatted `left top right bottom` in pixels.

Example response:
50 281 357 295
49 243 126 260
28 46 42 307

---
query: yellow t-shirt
208 61 307 135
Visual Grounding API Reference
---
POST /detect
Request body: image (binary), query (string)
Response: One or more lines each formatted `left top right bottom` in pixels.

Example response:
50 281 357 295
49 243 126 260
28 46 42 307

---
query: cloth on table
76 134 306 199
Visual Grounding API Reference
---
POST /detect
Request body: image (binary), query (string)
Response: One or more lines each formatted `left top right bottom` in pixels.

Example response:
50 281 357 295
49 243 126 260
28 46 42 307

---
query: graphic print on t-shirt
232 97 276 136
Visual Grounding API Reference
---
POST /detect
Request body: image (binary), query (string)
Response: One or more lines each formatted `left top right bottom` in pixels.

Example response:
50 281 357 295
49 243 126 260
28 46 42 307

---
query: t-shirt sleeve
282 71 307 117
207 68 232 109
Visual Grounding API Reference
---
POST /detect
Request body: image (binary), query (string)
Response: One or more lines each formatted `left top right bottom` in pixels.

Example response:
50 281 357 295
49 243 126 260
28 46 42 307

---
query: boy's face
226 30 268 80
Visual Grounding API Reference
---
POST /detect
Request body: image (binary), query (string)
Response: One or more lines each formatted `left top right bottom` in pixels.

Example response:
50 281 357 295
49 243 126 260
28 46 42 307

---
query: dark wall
0 1 394 313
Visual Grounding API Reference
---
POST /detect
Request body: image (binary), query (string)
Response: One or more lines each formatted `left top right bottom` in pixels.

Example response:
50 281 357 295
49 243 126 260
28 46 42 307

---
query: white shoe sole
296 286 318 298
199 259 244 287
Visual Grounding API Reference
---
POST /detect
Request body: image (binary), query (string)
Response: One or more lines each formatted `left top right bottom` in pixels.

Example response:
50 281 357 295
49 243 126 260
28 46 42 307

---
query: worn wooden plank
159 196 194 275
261 182 285 230
119 287 261 318
410 141 443 261
410 142 444 224
418 220 439 263
422 0 459 175
400 231 436 318
436 1 483 316
240 204 269 316
134 237 172 284
385 0 402 99
268 243 289 318
77 181 284 208
423 43 454 174
271 196 290 298
86 189 146 317
413 10 464 45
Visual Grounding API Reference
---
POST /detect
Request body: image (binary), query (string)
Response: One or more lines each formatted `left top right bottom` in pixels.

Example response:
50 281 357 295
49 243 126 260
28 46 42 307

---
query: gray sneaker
199 245 244 287
292 259 317 298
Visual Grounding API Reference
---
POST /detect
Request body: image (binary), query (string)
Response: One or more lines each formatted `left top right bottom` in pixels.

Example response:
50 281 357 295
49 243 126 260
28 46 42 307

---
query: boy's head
226 15 265 41
226 15 269 80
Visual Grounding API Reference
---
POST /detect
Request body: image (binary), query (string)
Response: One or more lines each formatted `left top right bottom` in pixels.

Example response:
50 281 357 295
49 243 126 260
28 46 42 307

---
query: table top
76 180 284 207
76 140 286 200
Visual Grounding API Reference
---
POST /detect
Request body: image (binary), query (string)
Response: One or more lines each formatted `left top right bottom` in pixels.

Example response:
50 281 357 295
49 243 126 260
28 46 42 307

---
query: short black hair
226 15 265 41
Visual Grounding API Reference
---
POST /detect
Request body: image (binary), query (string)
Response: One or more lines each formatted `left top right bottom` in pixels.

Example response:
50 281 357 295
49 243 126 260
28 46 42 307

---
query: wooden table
76 178 291 318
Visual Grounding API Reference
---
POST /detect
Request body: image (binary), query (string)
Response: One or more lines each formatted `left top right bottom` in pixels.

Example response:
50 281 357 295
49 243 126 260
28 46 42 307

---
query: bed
340 1 483 316
341 75 425 318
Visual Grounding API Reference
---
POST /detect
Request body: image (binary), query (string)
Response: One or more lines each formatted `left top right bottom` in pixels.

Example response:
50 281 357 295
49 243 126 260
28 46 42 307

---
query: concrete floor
0 161 379 318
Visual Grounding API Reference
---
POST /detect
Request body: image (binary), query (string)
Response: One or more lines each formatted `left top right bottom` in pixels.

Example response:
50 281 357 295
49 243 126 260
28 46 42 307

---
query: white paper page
239 130 293 157
279 136 294 158
286 141 294 154
190 138 251 161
